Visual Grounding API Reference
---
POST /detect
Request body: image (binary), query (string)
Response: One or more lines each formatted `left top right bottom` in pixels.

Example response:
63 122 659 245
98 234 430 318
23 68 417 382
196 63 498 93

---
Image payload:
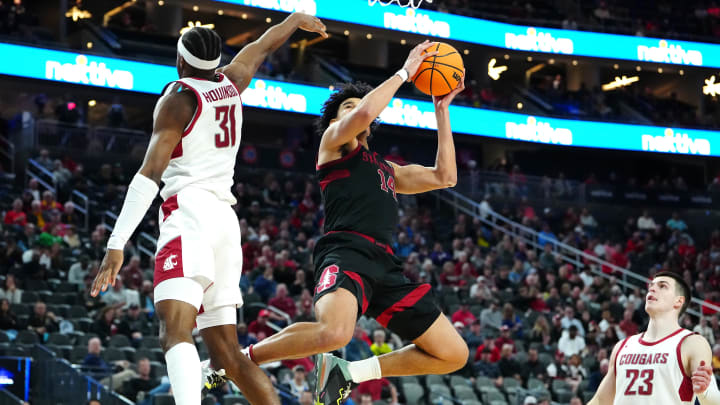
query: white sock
347 356 382 383
165 342 202 405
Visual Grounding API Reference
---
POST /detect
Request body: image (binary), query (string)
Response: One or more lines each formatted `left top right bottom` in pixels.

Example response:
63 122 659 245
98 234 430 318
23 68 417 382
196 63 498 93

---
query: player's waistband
324 230 394 255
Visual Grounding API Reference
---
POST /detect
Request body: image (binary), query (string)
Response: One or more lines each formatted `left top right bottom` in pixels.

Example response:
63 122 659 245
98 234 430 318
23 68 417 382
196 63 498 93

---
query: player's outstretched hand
91 249 124 297
692 360 713 394
293 13 328 38
433 69 465 110
402 40 440 82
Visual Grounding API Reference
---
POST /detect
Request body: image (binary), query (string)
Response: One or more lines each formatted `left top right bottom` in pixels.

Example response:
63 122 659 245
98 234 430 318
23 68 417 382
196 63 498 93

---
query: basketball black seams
429 42 440 96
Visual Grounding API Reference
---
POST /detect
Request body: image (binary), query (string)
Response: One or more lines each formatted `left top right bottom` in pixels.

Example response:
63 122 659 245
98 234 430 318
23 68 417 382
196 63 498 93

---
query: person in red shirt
677 235 697 257
121 255 145 290
248 310 276 341
3 199 27 227
494 325 515 358
268 284 297 320
451 303 477 327
618 309 638 336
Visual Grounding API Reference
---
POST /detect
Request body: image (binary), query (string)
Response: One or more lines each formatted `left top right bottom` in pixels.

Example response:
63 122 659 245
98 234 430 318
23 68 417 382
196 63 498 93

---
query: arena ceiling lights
218 0 720 68
3 41 718 157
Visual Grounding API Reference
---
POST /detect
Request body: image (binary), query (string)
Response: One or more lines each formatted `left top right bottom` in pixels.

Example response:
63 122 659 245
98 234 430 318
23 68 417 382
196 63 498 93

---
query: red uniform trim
376 284 431 327
177 80 203 137
316 144 362 170
677 332 696 401
319 169 351 191
161 194 178 222
325 230 394 255
153 236 184 287
614 336 630 377
344 271 368 314
638 328 684 346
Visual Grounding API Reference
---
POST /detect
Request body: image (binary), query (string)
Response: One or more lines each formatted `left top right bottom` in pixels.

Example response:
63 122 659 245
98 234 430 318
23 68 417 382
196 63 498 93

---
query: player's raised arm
389 72 464 194
218 12 327 92
588 339 622 405
683 334 720 405
321 41 438 150
90 86 195 296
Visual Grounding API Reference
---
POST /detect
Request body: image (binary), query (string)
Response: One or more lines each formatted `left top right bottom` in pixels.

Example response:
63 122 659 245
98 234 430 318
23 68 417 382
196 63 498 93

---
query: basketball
412 42 464 96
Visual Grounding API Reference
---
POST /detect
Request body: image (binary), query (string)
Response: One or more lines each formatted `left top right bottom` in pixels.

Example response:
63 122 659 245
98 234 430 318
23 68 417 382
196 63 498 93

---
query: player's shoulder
157 83 196 113
682 332 710 347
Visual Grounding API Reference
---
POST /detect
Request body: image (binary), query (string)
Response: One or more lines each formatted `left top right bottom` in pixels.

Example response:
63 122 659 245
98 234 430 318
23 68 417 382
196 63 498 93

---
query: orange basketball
412 42 464 96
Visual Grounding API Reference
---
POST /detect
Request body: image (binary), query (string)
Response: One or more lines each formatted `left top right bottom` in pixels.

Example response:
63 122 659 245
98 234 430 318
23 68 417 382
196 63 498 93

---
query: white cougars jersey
614 328 696 405
154 73 242 204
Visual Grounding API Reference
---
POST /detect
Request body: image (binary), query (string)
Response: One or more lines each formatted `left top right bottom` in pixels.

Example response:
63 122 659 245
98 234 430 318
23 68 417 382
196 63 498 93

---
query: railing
435 188 720 318
31 344 133 405
0 134 15 175
27 158 91 231
35 119 148 154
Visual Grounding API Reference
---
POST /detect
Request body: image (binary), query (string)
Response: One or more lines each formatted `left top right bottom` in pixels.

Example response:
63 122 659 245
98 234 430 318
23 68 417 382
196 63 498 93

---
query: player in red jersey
90 13 327 405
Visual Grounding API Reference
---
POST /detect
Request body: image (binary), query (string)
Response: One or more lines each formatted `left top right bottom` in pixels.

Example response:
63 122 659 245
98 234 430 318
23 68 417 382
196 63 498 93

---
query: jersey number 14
215 105 237 148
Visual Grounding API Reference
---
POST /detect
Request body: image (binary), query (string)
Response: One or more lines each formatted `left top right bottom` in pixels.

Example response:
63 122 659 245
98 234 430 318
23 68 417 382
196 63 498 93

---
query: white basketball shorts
153 187 243 315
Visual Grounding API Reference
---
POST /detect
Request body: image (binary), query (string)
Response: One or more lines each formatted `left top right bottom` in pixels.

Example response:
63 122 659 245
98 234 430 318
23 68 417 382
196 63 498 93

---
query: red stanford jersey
154 73 242 204
614 328 696 405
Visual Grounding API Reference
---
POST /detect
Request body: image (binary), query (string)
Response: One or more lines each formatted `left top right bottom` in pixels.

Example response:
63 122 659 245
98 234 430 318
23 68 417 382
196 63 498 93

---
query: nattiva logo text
242 0 317 15
637 40 702 66
45 55 134 90
505 116 573 145
241 80 307 113
641 128 710 155
505 27 574 54
380 99 437 129
383 8 450 38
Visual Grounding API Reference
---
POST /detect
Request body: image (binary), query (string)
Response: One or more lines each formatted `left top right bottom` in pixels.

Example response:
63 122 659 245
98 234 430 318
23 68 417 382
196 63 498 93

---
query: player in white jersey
589 271 720 405
90 14 327 405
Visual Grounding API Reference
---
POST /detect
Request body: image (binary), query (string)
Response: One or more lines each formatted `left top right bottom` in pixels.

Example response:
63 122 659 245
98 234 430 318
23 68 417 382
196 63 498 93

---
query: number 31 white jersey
614 328 696 405
154 73 242 204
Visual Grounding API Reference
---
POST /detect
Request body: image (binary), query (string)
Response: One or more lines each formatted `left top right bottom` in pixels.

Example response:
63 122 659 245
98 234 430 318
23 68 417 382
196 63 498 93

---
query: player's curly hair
314 82 380 137
181 27 222 65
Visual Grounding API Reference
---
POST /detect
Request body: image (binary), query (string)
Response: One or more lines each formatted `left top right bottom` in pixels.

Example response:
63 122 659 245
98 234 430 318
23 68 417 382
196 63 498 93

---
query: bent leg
199 306 279 405
376 314 469 377
250 288 358 364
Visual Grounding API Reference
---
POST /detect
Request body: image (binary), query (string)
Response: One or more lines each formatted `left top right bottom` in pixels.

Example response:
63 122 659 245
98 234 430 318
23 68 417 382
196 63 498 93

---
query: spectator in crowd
0 299 18 330
588 358 609 392
41 191 62 212
121 256 144 290
27 301 57 339
463 320 484 351
354 377 398 402
474 346 499 377
370 329 392 356
618 309 638 337
666 212 688 232
497 343 521 380
248 309 275 341
82 337 111 376
118 303 151 342
121 357 157 402
28 200 45 229
694 316 716 346
253 266 277 302
67 255 91 285
558 325 586 357
61 201 80 228
101 275 139 309
538 224 557 247
452 302 478 327
0 274 22 304
546 351 568 379
521 348 547 383
637 210 657 231
4 199 27 228
53 160 72 190
481 300 503 330
561 307 585 336
282 364 309 400
268 283 296 322
63 225 81 249
346 326 373 361
237 322 257 349
91 306 118 343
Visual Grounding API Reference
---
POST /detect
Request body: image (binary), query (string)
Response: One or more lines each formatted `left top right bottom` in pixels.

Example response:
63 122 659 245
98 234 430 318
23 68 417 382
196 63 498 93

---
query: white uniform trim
197 305 237 330
155 277 204 310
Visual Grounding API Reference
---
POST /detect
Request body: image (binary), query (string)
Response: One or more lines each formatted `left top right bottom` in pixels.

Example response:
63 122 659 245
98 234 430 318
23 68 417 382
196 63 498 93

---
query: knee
435 339 469 371
158 321 193 352
317 322 353 351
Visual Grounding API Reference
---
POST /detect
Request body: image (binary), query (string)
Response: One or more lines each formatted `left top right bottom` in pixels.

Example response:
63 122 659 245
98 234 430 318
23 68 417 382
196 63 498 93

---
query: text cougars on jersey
617 352 669 366
45 55 134 90
202 84 239 103
505 116 573 145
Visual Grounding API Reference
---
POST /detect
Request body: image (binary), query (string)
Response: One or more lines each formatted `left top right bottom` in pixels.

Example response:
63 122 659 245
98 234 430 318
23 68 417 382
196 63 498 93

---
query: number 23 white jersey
614 328 696 405
154 73 242 204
